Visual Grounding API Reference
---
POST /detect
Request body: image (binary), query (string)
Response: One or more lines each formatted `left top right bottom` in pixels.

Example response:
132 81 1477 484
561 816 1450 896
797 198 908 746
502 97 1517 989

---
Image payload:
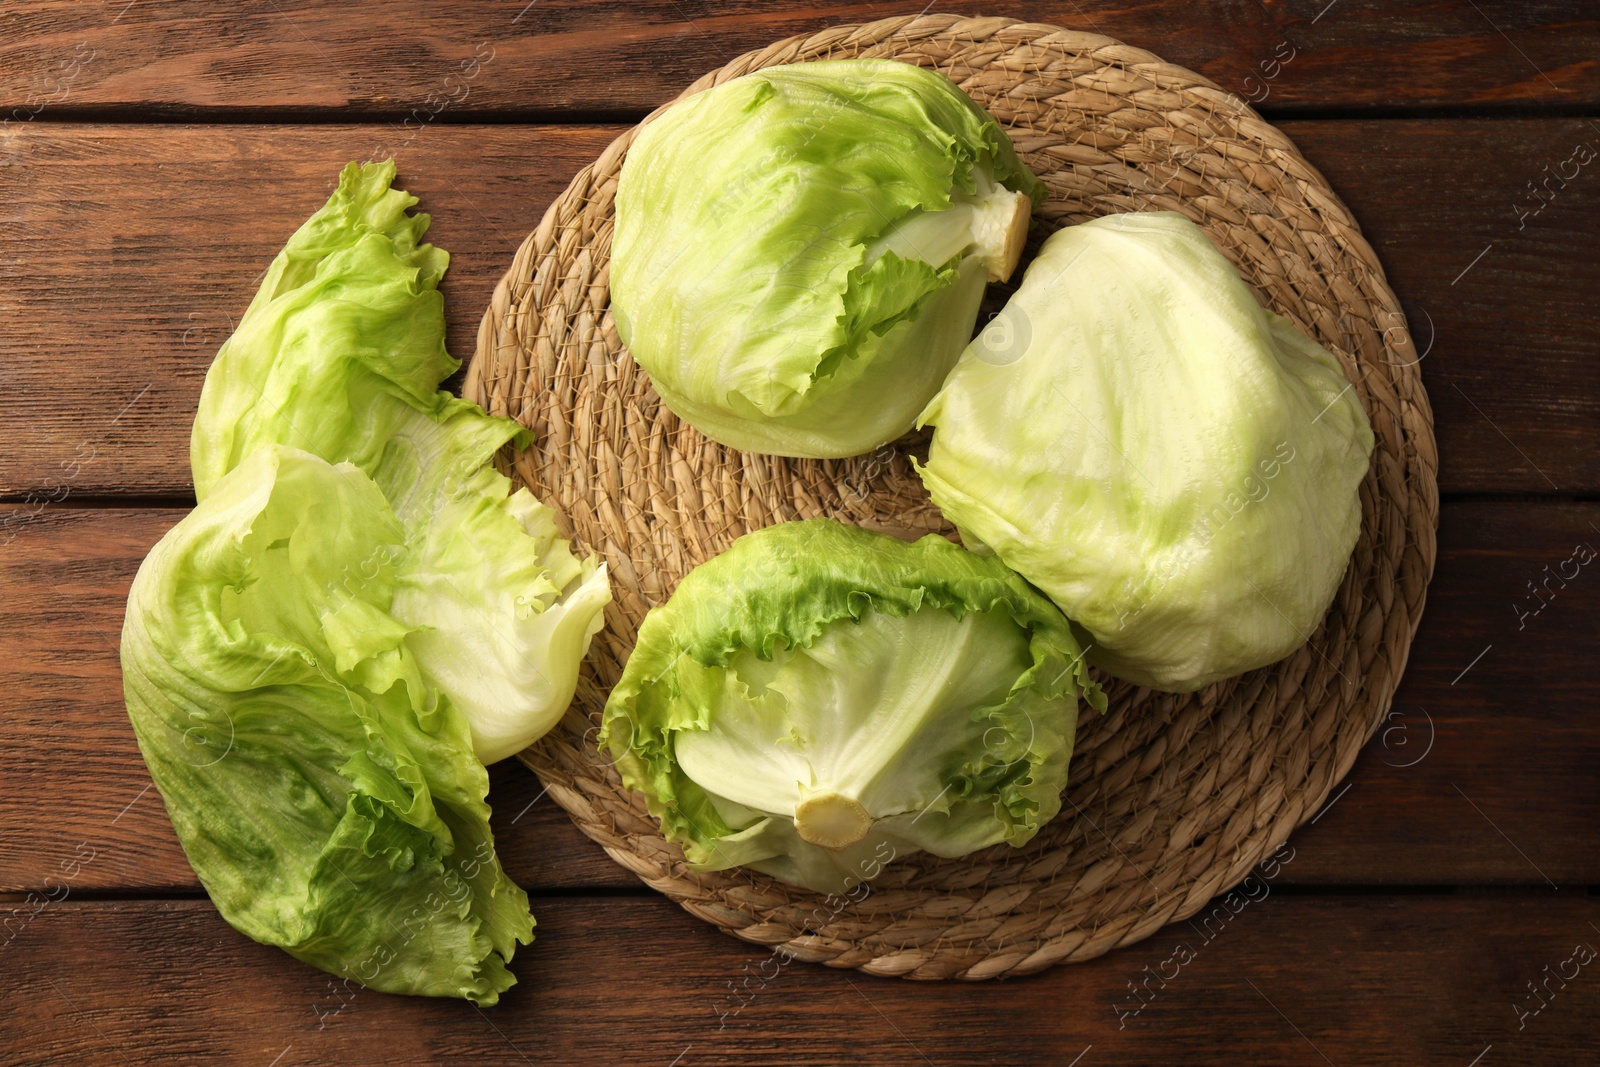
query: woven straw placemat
464 13 1438 979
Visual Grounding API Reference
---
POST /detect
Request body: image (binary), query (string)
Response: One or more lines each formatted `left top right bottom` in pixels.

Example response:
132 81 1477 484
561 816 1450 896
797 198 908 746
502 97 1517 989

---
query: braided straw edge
465 13 1439 979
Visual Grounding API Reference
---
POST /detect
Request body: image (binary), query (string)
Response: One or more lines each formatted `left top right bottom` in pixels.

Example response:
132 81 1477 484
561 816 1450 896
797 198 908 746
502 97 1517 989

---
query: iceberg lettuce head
599 518 1103 895
918 212 1374 691
611 58 1044 458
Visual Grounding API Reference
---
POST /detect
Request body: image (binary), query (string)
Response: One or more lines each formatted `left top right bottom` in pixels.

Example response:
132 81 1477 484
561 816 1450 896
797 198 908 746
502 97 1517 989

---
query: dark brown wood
2 6 1592 1062
2 1 1596 117
1 120 1597 500
4 501 1594 894
0 124 616 502
1287 500 1600 886
5 893 1597 1065
1297 118 1600 497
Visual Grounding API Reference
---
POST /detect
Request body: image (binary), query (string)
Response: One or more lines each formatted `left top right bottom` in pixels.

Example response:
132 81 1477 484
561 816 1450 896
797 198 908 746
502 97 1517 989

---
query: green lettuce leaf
191 160 454 493
122 445 533 1004
918 212 1375 691
190 160 609 762
611 58 1045 458
600 518 1103 895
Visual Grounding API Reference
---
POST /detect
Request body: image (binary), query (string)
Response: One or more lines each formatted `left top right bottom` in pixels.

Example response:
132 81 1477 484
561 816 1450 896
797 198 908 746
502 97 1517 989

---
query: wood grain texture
1298 117 1600 497
0 124 615 502
1 120 1597 500
1286 500 1600 886
0 4 1589 1059
5 894 1598 1065
1 1 1596 117
3 502 1594 893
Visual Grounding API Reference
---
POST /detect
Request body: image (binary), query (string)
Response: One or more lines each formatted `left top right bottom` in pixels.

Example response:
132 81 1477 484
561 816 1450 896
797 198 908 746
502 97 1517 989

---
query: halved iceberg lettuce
611 59 1044 458
190 161 608 762
123 446 534 1004
600 518 1103 895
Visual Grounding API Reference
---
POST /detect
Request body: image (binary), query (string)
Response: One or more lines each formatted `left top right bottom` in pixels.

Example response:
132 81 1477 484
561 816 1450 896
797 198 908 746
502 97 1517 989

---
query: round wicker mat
464 14 1438 979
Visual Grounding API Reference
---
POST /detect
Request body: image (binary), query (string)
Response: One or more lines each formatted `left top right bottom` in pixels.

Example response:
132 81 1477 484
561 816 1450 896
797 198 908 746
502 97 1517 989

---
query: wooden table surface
3 3 1597 1064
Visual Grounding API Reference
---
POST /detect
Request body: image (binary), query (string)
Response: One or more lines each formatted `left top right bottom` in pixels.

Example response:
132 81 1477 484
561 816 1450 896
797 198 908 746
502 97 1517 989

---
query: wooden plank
4 894 1597 1065
1290 118 1600 497
0 124 616 501
2 501 1595 893
2 1 1596 117
1285 500 1600 885
2 120 1597 499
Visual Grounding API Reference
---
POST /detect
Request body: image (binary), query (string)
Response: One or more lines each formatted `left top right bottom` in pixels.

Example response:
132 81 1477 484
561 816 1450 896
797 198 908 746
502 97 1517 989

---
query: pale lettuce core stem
865 162 1032 282
793 791 875 850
